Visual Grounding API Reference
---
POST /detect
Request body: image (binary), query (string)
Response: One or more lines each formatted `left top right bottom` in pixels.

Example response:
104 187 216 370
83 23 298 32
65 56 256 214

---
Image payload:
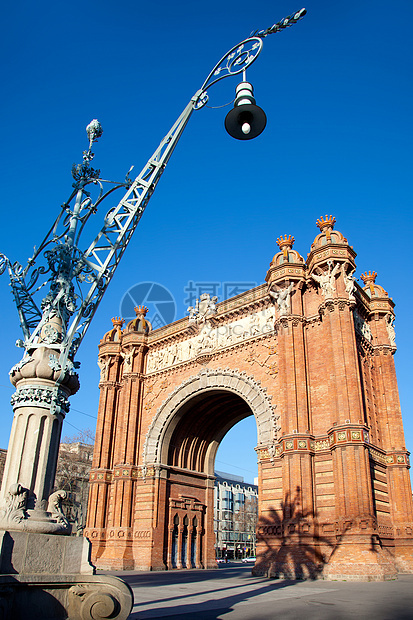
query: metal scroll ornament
200 39 263 95
198 8 306 104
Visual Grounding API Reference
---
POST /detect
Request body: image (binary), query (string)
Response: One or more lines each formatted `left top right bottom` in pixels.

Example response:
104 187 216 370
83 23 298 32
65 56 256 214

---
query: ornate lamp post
0 8 305 616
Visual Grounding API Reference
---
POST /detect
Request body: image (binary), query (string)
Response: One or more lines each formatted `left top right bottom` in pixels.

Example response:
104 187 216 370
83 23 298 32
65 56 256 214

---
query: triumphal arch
85 216 413 580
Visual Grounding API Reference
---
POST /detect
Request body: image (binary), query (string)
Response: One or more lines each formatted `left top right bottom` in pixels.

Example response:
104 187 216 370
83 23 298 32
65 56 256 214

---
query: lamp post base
0 530 133 619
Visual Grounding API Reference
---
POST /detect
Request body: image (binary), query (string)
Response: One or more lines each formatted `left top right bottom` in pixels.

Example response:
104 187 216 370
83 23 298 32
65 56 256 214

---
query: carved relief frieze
245 340 278 376
143 377 170 412
146 306 275 374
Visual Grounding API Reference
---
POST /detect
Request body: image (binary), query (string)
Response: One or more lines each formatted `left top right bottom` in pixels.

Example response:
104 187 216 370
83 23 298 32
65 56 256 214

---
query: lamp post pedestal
0 377 74 533
0 348 134 619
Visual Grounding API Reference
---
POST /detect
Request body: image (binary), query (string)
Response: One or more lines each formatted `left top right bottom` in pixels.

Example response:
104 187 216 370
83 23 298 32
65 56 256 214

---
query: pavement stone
103 564 413 619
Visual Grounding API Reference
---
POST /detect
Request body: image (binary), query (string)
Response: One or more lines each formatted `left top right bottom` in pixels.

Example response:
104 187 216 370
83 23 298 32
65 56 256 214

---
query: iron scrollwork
200 38 263 96
196 8 306 105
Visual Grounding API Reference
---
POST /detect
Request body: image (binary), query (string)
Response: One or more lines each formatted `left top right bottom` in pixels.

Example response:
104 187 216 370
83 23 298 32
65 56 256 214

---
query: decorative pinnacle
134 306 149 318
361 271 377 288
277 235 295 250
276 235 295 259
86 119 103 150
316 215 336 233
361 271 378 296
111 317 125 329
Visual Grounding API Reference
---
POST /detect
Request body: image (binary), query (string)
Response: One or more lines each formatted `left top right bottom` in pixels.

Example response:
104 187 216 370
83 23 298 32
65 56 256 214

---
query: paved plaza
108 564 413 619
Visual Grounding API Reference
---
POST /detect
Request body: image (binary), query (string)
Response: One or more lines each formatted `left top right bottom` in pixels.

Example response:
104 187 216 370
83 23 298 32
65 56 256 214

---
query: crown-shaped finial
276 235 295 252
360 271 377 286
316 215 336 232
360 271 377 285
134 306 149 318
111 317 125 329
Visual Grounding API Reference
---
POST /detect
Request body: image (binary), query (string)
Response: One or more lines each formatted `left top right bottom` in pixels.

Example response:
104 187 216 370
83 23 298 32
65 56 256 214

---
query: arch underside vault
167 389 252 473
143 367 277 473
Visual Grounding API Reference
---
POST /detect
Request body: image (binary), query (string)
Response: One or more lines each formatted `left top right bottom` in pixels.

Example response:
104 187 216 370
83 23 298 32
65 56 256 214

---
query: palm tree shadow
253 485 349 580
129 577 297 619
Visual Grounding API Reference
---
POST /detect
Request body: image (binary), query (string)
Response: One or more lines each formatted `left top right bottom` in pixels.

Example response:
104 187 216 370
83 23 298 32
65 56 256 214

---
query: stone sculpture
311 260 340 298
269 282 294 316
341 264 356 301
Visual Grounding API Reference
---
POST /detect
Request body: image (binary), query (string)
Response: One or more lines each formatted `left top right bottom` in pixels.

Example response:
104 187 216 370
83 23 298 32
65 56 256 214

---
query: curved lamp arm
197 8 306 105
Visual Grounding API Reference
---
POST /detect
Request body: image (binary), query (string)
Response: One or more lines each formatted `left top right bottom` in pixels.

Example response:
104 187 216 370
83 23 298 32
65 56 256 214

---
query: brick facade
85 216 413 580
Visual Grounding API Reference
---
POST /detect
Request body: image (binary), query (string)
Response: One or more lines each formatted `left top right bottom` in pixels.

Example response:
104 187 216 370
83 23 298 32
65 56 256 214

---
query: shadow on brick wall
254 486 350 580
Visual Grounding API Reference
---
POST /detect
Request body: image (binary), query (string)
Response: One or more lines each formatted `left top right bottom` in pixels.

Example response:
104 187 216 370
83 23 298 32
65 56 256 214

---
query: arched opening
162 389 258 570
143 368 274 570
215 418 258 562
215 416 258 482
166 390 253 475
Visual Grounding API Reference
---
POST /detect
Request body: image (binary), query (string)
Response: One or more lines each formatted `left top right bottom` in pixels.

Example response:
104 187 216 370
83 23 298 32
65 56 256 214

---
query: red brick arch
142 367 276 471
87 218 413 578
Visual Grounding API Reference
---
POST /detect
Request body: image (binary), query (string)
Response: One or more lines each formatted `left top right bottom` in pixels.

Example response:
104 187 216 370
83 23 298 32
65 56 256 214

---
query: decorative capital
134 306 149 319
276 235 295 258
10 386 70 415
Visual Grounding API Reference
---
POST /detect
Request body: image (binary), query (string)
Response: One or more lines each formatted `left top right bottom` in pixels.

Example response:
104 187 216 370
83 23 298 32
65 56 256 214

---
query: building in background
0 449 6 483
214 471 258 560
54 442 93 534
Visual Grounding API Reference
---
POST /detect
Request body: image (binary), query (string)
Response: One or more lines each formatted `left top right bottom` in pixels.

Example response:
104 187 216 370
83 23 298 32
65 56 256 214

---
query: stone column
195 525 203 568
167 525 175 569
0 324 79 533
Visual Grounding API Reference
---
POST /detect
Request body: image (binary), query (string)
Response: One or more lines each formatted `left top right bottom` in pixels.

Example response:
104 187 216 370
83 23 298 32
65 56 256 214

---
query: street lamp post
0 7 305 535
0 9 306 617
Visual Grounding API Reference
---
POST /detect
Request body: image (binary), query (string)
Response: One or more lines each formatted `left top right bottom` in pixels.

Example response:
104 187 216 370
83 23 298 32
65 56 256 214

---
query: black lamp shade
225 104 267 140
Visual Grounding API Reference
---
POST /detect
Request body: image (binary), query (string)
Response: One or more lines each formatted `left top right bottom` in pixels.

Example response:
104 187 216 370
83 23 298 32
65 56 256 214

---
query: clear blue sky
0 1 412 484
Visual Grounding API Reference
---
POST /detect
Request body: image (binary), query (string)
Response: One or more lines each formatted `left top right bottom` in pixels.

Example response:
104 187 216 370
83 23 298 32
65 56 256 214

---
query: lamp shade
225 103 267 140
